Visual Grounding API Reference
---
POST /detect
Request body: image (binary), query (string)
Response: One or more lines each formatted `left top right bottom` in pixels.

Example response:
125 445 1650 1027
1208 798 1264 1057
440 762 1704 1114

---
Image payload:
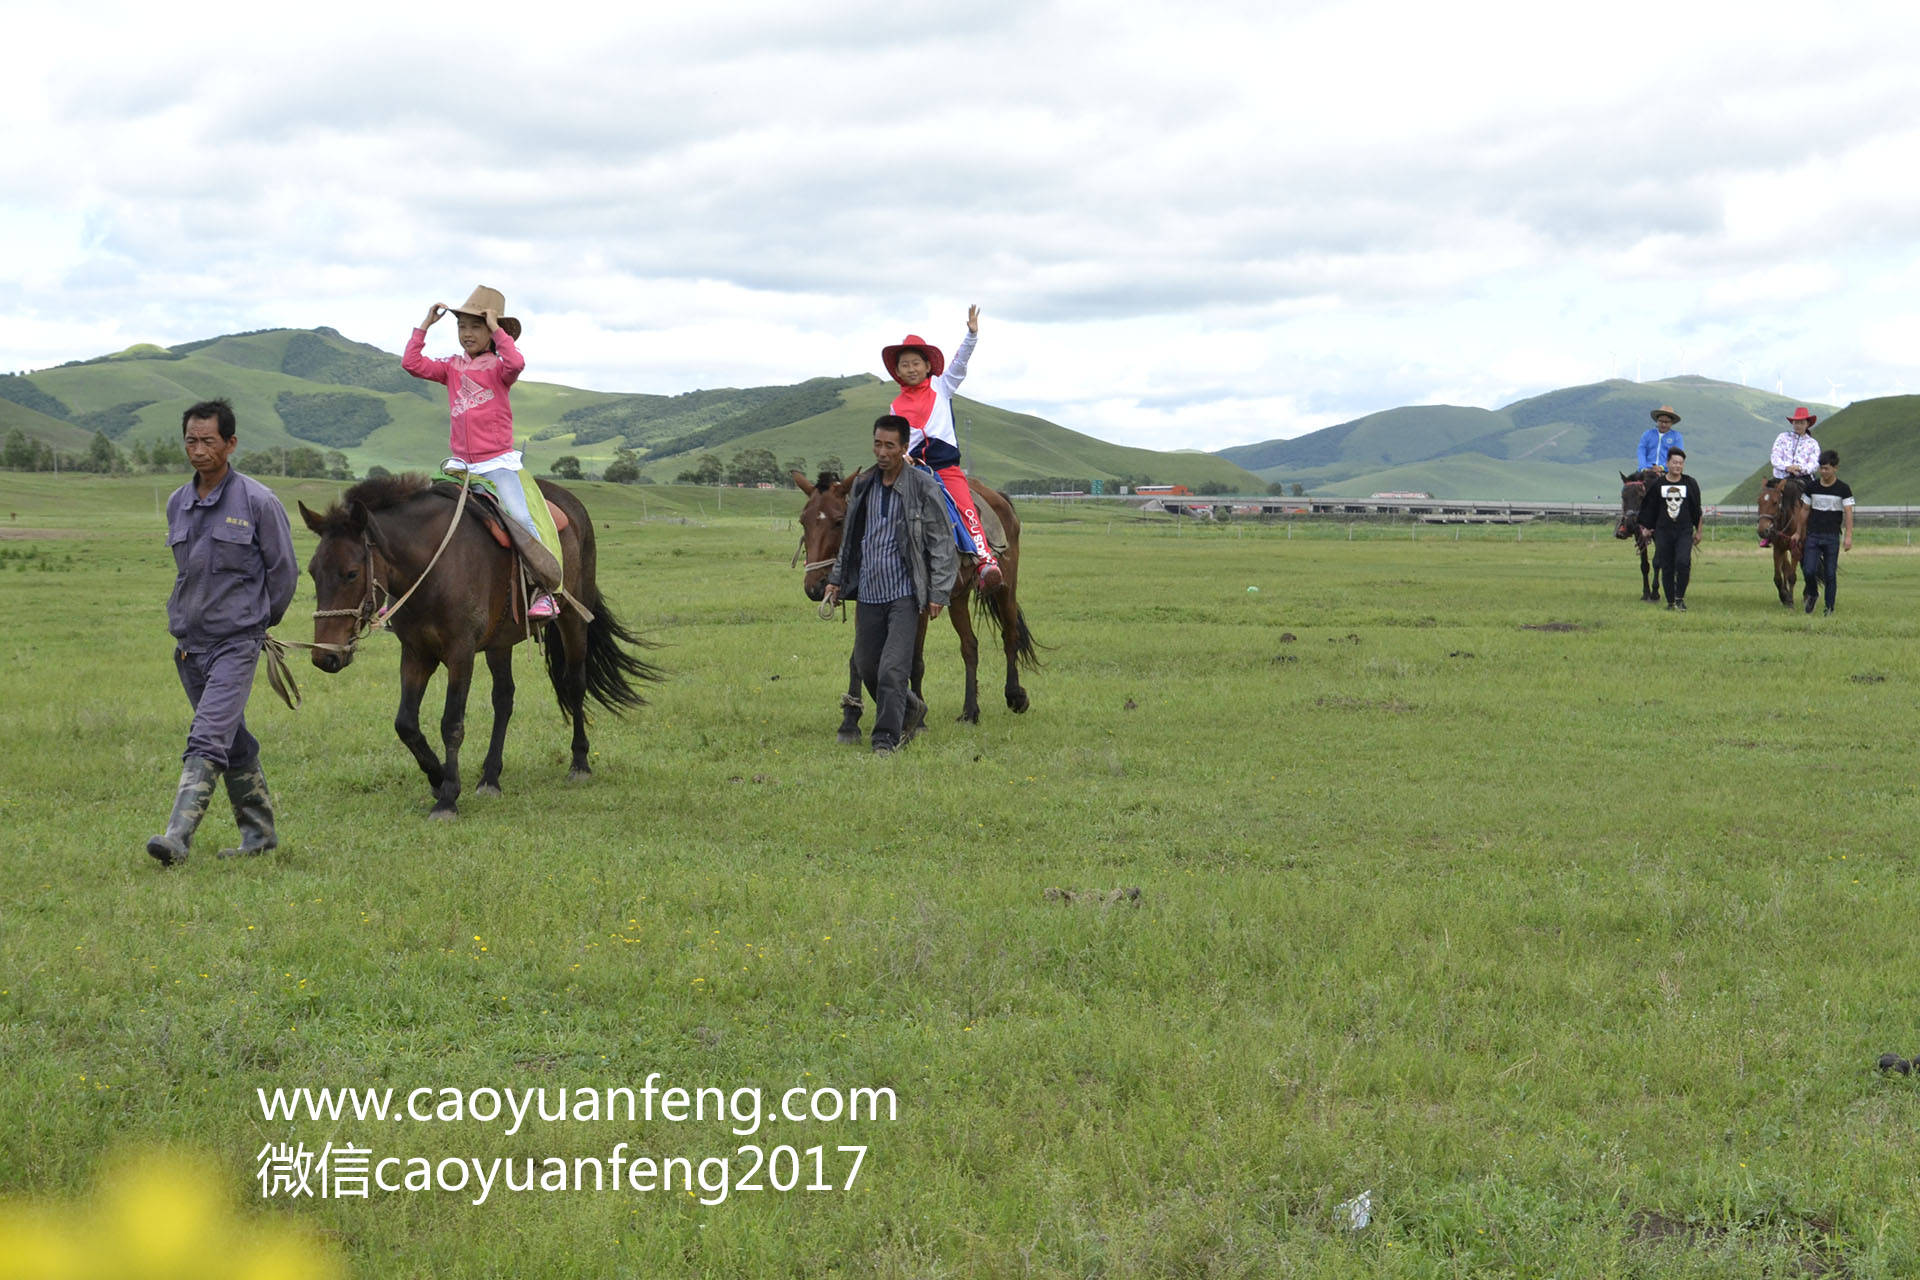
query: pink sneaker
977 559 1003 590
529 593 559 622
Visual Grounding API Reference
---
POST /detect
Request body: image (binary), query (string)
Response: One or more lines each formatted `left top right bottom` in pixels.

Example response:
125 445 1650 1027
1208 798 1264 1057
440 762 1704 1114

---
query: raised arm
402 325 451 385
942 307 979 391
491 318 525 384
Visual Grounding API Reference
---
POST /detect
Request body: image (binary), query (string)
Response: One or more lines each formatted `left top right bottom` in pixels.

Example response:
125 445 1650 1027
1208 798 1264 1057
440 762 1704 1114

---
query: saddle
427 480 589 622
968 483 1010 559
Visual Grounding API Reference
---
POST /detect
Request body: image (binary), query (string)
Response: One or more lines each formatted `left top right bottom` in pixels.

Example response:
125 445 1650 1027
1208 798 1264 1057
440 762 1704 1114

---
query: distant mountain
1724 395 1920 503
1215 377 1836 501
0 328 1263 493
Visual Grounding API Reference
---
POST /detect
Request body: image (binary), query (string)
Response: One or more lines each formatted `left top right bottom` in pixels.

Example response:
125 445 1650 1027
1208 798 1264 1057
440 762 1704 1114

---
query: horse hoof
475 783 502 797
836 729 862 745
427 807 458 822
1007 690 1030 714
567 768 591 783
955 709 981 725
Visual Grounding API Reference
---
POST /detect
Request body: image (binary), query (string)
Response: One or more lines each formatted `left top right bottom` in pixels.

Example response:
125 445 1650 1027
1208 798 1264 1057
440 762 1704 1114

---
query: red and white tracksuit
890 329 998 576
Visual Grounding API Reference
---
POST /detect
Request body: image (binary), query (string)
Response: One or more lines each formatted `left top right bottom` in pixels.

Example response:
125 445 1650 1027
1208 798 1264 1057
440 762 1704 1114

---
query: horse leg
429 650 476 819
394 649 447 808
476 646 514 795
552 613 593 780
998 586 1030 713
1775 546 1792 605
837 650 864 745
948 581 981 724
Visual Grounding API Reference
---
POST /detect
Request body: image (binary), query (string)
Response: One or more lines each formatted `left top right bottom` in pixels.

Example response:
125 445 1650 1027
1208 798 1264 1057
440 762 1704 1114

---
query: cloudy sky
6 0 1919 449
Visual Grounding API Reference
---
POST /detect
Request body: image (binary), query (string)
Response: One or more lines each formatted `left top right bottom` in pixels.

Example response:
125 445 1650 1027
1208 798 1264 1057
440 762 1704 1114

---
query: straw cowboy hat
882 334 944 382
1787 406 1818 425
1650 405 1681 425
448 286 522 340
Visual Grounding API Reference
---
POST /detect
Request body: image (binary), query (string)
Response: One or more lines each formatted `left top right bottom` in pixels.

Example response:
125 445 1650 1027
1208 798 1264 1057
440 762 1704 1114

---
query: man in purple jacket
148 399 297 867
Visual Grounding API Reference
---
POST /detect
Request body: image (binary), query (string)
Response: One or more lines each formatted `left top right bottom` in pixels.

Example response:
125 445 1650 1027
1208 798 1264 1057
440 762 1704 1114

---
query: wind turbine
1826 377 1844 406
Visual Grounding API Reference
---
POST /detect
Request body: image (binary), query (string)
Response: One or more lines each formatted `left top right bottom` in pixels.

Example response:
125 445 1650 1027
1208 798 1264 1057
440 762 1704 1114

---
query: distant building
1370 490 1432 500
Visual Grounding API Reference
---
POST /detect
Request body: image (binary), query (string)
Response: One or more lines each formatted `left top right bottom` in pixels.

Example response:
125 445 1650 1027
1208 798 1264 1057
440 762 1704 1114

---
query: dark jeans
1802 532 1840 609
853 598 919 748
175 631 263 770
1653 525 1695 602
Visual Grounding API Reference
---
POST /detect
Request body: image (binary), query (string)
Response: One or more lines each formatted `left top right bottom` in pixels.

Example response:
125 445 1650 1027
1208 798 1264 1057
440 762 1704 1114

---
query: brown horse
298 474 660 817
1615 467 1664 602
792 468 1038 739
1757 476 1809 606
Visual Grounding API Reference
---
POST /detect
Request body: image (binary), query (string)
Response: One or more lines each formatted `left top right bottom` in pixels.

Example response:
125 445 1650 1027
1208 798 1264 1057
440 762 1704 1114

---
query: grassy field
4 474 1920 1277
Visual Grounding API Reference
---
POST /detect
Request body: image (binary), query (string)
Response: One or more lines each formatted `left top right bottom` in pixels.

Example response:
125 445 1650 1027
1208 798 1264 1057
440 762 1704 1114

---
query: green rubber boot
146 757 220 867
217 760 278 859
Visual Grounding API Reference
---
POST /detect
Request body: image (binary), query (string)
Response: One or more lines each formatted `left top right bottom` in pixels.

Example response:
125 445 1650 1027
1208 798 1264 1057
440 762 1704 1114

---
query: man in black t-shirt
1637 447 1704 611
1799 449 1854 615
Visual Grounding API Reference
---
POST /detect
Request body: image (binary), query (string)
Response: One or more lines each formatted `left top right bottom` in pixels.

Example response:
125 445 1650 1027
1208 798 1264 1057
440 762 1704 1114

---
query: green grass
4 475 1920 1276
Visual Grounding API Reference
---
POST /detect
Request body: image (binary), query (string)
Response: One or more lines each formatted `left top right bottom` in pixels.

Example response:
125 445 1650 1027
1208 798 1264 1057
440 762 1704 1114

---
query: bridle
309 537 391 659
793 497 846 620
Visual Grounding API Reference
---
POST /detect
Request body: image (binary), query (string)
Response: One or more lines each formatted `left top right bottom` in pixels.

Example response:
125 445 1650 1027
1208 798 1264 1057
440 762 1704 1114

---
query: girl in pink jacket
402 286 559 621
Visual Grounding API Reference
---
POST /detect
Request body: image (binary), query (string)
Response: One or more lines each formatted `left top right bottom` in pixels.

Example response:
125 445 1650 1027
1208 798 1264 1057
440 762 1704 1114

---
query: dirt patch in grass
1316 696 1416 713
1627 1209 1844 1276
0 528 89 540
1521 621 1588 632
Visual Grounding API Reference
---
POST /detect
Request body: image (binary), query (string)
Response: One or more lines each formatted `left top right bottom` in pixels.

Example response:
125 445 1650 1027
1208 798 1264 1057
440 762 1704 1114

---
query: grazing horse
298 474 660 817
1757 476 1809 606
792 468 1038 738
1615 468 1664 602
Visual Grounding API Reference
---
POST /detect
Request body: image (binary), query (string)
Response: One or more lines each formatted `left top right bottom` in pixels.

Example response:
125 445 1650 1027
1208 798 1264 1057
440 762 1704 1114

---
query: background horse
792 468 1038 739
299 474 660 817
1757 476 1809 606
1615 468 1663 602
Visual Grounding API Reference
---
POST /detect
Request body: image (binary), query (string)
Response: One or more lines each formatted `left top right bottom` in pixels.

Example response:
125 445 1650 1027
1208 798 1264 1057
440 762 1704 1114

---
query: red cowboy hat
1788 407 1817 423
882 334 944 382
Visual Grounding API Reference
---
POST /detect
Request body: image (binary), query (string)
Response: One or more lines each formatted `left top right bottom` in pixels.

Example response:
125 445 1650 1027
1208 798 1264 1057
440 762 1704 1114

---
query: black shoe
871 737 898 756
1824 608 1834 616
1665 603 1675 611
146 757 221 867
1674 599 1687 612
1805 593 1817 614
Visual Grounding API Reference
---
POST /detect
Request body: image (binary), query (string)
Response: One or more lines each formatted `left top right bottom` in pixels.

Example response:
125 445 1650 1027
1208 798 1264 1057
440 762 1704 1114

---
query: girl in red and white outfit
882 307 1002 589
402 286 559 621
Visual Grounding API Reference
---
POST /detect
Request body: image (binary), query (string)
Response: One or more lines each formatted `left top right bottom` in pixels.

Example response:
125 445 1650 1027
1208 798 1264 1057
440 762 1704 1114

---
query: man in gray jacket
823 415 960 753
150 399 297 866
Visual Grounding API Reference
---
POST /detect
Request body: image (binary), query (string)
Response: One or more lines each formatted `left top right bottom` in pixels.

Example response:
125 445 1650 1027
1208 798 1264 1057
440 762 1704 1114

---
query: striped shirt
857 478 912 604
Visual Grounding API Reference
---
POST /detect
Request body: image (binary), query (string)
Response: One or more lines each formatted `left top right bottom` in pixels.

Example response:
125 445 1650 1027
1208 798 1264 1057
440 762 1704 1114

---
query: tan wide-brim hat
448 286 522 341
1650 405 1681 425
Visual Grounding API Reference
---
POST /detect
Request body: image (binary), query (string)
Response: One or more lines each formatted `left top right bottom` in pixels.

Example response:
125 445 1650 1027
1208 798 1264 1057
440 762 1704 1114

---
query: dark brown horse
298 474 659 817
792 468 1038 739
1615 467 1664 602
1757 476 1809 606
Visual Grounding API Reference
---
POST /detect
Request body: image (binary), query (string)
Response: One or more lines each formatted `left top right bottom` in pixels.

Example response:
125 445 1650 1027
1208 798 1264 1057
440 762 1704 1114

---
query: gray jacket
827 465 959 612
165 468 297 649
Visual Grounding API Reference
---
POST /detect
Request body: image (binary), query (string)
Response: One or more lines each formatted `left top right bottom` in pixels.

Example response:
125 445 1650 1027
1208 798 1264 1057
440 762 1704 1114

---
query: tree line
1 428 353 479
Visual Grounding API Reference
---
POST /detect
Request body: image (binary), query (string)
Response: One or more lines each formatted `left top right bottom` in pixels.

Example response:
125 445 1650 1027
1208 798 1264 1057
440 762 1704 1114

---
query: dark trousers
1653 525 1694 602
175 631 263 770
1802 532 1840 609
853 598 919 748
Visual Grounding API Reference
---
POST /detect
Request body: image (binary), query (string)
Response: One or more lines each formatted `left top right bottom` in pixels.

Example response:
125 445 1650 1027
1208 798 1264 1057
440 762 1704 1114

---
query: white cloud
6 0 1920 447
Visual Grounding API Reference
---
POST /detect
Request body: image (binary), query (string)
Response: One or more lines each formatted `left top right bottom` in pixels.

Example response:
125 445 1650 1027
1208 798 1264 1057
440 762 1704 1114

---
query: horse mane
815 469 842 490
310 472 436 535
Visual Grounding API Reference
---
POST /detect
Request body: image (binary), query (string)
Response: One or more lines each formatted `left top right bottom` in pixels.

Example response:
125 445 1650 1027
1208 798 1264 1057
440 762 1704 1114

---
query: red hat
882 335 944 382
1788 407 1817 424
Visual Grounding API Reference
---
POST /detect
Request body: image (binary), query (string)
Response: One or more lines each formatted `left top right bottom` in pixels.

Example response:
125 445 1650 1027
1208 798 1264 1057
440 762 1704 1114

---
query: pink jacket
402 327 525 464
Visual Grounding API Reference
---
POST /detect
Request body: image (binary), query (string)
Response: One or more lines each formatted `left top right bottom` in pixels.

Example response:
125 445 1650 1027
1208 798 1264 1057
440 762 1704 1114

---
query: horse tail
971 585 1043 672
545 588 664 719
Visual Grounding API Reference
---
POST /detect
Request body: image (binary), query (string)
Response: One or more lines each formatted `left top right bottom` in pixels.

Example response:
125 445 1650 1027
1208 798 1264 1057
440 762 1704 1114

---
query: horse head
298 489 401 673
1757 478 1783 546
791 468 861 602
1615 470 1656 540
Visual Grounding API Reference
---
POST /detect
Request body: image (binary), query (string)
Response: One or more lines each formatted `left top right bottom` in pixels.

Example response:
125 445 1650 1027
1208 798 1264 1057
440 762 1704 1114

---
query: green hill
1216 377 1835 500
1724 395 1920 503
639 380 1263 493
3 328 1264 493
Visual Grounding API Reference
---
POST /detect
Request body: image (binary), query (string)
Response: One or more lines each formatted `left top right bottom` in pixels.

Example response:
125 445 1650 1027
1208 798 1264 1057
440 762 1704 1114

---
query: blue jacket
1636 426 1684 472
166 468 297 650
